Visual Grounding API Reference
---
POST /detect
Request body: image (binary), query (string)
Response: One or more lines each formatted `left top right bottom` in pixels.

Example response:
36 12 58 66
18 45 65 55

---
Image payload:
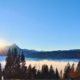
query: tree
41 64 49 79
69 63 75 78
55 68 60 79
27 64 32 79
36 70 41 79
0 63 2 80
3 48 21 79
14 52 21 79
3 48 13 79
31 66 36 79
49 65 55 79
64 62 71 79
11 48 19 79
74 61 80 79
13 48 18 57
20 52 27 79
21 52 25 62
59 70 63 79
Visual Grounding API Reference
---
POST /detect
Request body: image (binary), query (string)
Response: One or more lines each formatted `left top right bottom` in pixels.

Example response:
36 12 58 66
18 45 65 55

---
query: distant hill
1 44 80 59
26 50 80 59
0 43 39 56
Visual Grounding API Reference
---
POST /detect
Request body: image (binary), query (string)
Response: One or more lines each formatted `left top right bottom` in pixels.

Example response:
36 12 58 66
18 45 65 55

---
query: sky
0 0 80 51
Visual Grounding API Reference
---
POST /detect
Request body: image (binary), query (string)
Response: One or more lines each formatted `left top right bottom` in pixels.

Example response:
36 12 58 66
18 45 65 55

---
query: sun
0 41 5 48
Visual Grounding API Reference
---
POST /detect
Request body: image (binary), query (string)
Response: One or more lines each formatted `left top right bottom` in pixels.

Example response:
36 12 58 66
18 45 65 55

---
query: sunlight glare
0 40 5 48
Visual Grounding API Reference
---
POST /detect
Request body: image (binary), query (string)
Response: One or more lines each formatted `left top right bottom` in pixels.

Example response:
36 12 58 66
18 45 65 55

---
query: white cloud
0 60 78 75
0 61 6 69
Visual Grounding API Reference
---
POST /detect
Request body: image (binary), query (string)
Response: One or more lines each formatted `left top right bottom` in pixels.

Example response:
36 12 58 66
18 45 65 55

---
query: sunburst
0 40 5 48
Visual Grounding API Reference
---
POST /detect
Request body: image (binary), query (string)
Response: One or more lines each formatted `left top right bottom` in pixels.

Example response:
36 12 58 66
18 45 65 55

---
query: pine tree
14 52 21 79
27 64 32 79
49 65 55 79
20 52 27 79
64 62 71 79
55 68 60 79
13 48 18 57
3 48 21 79
31 66 36 79
21 52 25 62
41 64 49 79
69 63 75 78
0 63 2 80
74 61 80 79
3 48 13 79
36 70 41 79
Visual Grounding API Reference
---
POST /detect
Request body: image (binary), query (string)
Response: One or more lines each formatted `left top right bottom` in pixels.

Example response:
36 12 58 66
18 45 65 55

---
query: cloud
0 61 6 69
0 60 78 75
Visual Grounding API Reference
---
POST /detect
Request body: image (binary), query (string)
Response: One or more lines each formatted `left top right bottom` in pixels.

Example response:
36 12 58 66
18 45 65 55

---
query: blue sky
0 0 80 51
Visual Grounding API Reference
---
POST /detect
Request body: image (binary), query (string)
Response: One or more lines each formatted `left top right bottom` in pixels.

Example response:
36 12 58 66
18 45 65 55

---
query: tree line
0 48 80 80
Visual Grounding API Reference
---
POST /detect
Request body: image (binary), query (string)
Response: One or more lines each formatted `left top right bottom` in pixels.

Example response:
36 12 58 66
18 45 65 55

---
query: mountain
26 50 80 59
1 44 80 59
0 43 39 56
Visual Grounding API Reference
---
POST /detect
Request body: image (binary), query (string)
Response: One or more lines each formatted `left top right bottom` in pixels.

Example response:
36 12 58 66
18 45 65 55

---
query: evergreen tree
3 48 21 79
69 63 75 78
3 48 13 79
64 62 71 79
21 52 25 62
45 65 49 78
14 52 21 79
20 52 27 79
41 64 49 79
27 64 32 79
74 61 80 79
13 48 18 57
36 70 41 79
49 65 55 79
11 48 18 79
0 63 2 80
31 66 36 79
55 68 60 79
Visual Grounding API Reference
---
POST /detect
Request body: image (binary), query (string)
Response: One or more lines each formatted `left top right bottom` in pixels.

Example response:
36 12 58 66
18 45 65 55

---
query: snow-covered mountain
0 43 39 56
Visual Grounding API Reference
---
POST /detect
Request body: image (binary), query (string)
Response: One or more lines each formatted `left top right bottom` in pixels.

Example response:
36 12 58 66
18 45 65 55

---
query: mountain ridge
26 50 80 59
0 43 80 59
0 43 39 56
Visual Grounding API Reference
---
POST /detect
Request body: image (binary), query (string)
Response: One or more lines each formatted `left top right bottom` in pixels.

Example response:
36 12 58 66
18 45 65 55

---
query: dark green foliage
20 52 27 79
14 52 21 79
64 62 71 79
41 64 49 79
8 48 11 54
4 48 80 79
27 64 32 79
36 70 41 79
55 68 60 79
0 63 2 80
3 48 22 79
49 65 55 79
13 48 18 58
21 52 25 62
4 48 13 79
2 48 62 79
31 66 36 79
